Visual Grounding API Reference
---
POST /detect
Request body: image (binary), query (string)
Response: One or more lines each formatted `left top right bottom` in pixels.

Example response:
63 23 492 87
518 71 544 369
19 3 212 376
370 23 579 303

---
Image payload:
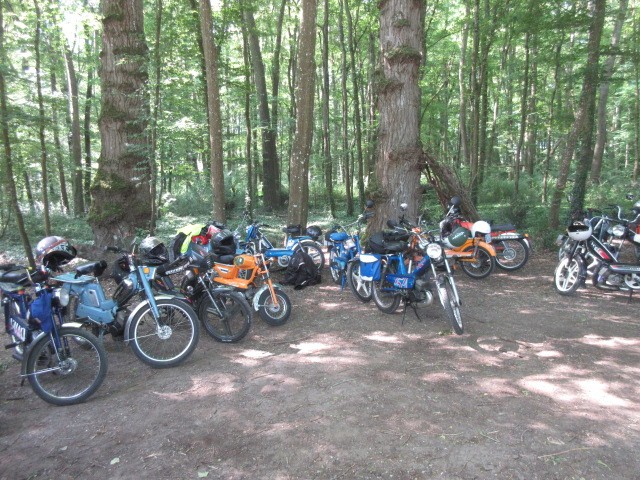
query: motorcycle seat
491 223 516 232
212 254 236 265
0 269 30 286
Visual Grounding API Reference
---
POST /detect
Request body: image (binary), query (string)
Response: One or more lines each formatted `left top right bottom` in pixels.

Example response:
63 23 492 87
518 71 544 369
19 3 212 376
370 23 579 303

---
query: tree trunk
241 22 254 216
457 0 470 170
514 31 530 197
271 0 287 195
0 2 34 266
549 0 606 228
590 0 628 184
321 0 336 217
199 0 226 223
33 0 51 235
338 0 353 215
150 0 163 234
65 47 85 216
83 27 96 211
287 0 317 227
89 0 152 246
368 0 425 233
50 70 70 214
244 6 281 209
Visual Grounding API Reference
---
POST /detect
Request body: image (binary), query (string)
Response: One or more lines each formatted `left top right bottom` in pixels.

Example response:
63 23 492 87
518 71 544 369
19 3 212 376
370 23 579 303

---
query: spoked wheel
257 287 291 326
198 291 252 343
128 298 200 368
437 275 463 335
460 245 495 279
300 241 325 272
372 258 401 314
25 326 107 406
495 239 529 271
554 256 585 295
346 260 372 302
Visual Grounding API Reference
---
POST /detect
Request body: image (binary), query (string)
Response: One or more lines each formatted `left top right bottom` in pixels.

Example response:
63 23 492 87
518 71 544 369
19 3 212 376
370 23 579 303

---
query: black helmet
139 237 168 265
35 236 77 270
211 229 236 255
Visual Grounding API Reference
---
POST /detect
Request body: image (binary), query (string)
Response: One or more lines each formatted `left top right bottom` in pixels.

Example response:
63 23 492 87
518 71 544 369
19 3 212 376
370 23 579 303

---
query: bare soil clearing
1 252 639 479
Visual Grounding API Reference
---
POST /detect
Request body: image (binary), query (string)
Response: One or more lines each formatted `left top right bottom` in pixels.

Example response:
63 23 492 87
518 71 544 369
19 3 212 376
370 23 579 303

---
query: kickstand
628 289 633 304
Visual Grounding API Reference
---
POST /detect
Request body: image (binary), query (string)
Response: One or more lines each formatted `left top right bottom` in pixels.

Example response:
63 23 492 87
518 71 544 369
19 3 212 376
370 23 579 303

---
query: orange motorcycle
181 237 291 326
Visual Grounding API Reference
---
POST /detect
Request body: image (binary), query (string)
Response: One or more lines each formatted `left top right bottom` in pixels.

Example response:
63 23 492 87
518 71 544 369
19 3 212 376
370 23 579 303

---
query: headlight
426 243 443 261
56 288 70 307
234 256 244 266
612 224 625 238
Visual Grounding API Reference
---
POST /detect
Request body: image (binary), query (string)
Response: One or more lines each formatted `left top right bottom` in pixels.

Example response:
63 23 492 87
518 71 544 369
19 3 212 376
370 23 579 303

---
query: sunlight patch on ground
536 350 564 358
239 349 274 359
290 342 332 354
477 377 521 397
154 375 237 400
363 331 403 344
314 302 343 310
579 335 640 349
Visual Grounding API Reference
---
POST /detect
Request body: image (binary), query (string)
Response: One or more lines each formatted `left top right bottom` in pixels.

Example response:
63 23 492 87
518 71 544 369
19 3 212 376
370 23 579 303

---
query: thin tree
199 0 226 222
64 45 84 216
287 0 317 227
320 0 336 217
0 1 34 266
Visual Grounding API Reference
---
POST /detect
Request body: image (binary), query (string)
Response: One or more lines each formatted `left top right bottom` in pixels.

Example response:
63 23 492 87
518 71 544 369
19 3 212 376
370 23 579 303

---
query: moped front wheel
25 326 107 406
437 275 463 335
554 257 585 295
257 287 291 326
198 291 252 343
128 298 200 368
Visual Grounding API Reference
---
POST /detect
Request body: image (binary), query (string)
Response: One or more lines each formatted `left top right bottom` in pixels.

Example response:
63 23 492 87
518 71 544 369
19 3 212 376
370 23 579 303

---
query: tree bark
89 0 152 246
64 47 85 216
150 0 163 234
244 5 281 209
321 0 336 217
199 0 226 223
287 0 317 227
49 70 70 214
241 22 254 216
338 0 353 215
368 0 425 233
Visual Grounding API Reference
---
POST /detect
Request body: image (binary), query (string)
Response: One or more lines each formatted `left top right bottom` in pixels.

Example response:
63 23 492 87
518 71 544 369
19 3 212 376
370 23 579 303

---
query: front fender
252 284 282 311
123 295 175 343
477 241 497 257
21 323 86 374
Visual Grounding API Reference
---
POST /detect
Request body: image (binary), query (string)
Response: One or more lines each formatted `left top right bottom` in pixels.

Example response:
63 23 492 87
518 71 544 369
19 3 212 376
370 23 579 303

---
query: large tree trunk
368 0 425 233
150 0 163 234
199 0 226 223
89 0 152 247
65 47 85 216
338 0 353 215
287 0 317 227
0 2 34 266
244 6 281 209
549 0 606 229
33 0 51 235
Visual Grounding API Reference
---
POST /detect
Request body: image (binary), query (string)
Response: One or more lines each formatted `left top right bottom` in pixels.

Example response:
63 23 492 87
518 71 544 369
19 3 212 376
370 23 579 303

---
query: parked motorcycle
55 238 200 368
439 197 497 279
2 238 107 405
554 217 640 296
366 219 464 334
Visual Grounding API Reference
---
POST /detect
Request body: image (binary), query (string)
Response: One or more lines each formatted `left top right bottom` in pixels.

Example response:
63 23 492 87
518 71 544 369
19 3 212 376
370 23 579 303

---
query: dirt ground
1 251 639 480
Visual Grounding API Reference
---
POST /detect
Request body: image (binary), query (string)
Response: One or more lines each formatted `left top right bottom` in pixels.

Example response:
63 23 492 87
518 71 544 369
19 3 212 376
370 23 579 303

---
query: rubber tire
495 239 529 271
554 257 585 295
25 326 108 406
198 291 252 343
346 260 372 303
127 298 200 368
372 258 401 314
328 249 342 284
299 240 325 272
460 245 495 279
257 287 292 326
437 275 463 335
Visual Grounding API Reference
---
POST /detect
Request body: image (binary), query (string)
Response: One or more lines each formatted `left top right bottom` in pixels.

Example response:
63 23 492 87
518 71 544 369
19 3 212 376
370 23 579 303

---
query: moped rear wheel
300 240 325 272
495 239 529 271
128 298 200 368
198 291 252 343
372 258 401 314
346 260 372 302
460 245 495 279
25 326 107 406
437 275 463 335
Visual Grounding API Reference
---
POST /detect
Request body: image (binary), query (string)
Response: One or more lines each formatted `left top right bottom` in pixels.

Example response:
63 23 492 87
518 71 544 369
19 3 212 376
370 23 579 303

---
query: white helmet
471 220 491 238
567 222 592 241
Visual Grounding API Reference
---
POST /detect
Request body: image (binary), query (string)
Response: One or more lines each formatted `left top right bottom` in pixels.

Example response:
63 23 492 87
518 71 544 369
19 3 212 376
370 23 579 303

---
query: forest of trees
1 0 639 260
